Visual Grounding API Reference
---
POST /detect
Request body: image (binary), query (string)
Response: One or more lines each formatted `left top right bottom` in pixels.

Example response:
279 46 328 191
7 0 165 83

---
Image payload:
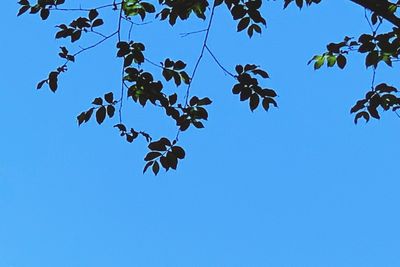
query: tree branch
350 0 400 28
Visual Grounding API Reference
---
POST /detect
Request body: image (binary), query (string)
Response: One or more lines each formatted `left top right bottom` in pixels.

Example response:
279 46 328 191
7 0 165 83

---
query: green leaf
327 55 336 67
314 55 325 69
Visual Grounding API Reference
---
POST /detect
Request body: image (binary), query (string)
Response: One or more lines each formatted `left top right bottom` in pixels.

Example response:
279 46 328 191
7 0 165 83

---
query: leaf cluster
232 64 277 111
351 83 400 123
17 0 65 20
157 0 209 25
77 92 117 125
143 138 185 175
123 0 156 19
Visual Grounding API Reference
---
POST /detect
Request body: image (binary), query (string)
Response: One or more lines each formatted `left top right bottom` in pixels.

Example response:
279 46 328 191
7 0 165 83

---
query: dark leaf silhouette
96 106 106 124
152 161 160 175
17 0 400 175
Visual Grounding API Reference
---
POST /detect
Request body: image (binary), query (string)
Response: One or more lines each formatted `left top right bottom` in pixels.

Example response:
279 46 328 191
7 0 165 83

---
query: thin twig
371 67 376 89
364 8 374 33
174 4 217 142
183 5 217 107
117 6 125 123
60 31 118 69
180 29 207 37
145 58 164 69
51 2 122 12
205 45 236 78
91 30 108 38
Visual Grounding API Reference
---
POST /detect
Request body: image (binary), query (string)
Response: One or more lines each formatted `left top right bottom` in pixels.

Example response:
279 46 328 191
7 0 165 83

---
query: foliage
17 0 400 174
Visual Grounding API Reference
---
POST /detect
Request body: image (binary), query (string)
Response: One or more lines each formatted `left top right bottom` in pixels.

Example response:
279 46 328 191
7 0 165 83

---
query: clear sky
1 1 400 266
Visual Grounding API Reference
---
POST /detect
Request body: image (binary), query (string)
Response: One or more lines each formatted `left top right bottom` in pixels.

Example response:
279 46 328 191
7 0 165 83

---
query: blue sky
1 1 400 266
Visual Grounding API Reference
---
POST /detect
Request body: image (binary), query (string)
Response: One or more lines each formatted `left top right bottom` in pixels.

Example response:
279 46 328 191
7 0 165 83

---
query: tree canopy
17 0 400 174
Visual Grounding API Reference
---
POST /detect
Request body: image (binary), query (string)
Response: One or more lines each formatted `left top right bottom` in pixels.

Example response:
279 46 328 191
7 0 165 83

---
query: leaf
89 9 99 21
124 54 134 67
162 69 174 81
247 25 254 38
252 69 269 78
107 105 115 118
169 93 177 105
365 51 379 68
92 19 104 27
244 64 257 71
142 2 156 13
172 146 185 159
159 137 171 146
126 134 135 143
114 124 127 132
284 0 291 9
190 96 199 106
18 0 29 5
314 56 325 69
263 89 277 97
37 79 46 90
232 84 242 94
350 100 366 113
71 30 82 42
40 8 50 20
371 13 378 25
144 152 161 161
197 97 212 106
337 54 347 69
48 76 58 92
174 60 186 70
152 161 160 175
66 54 75 62
231 4 246 20
249 94 260 111
252 24 262 34
262 97 278 111
166 151 178 170
240 87 252 101
173 72 181 86
354 111 370 124
104 92 114 103
193 121 204 128
143 161 153 174
160 156 170 171
327 55 336 67
180 71 190 84
388 4 397 13
235 65 243 74
17 5 30 16
367 105 380 119
96 106 106 124
85 108 94 122
376 83 397 93
179 120 190 131
237 17 250 32
149 141 166 151
195 107 208 120
92 97 103 105
77 112 86 126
